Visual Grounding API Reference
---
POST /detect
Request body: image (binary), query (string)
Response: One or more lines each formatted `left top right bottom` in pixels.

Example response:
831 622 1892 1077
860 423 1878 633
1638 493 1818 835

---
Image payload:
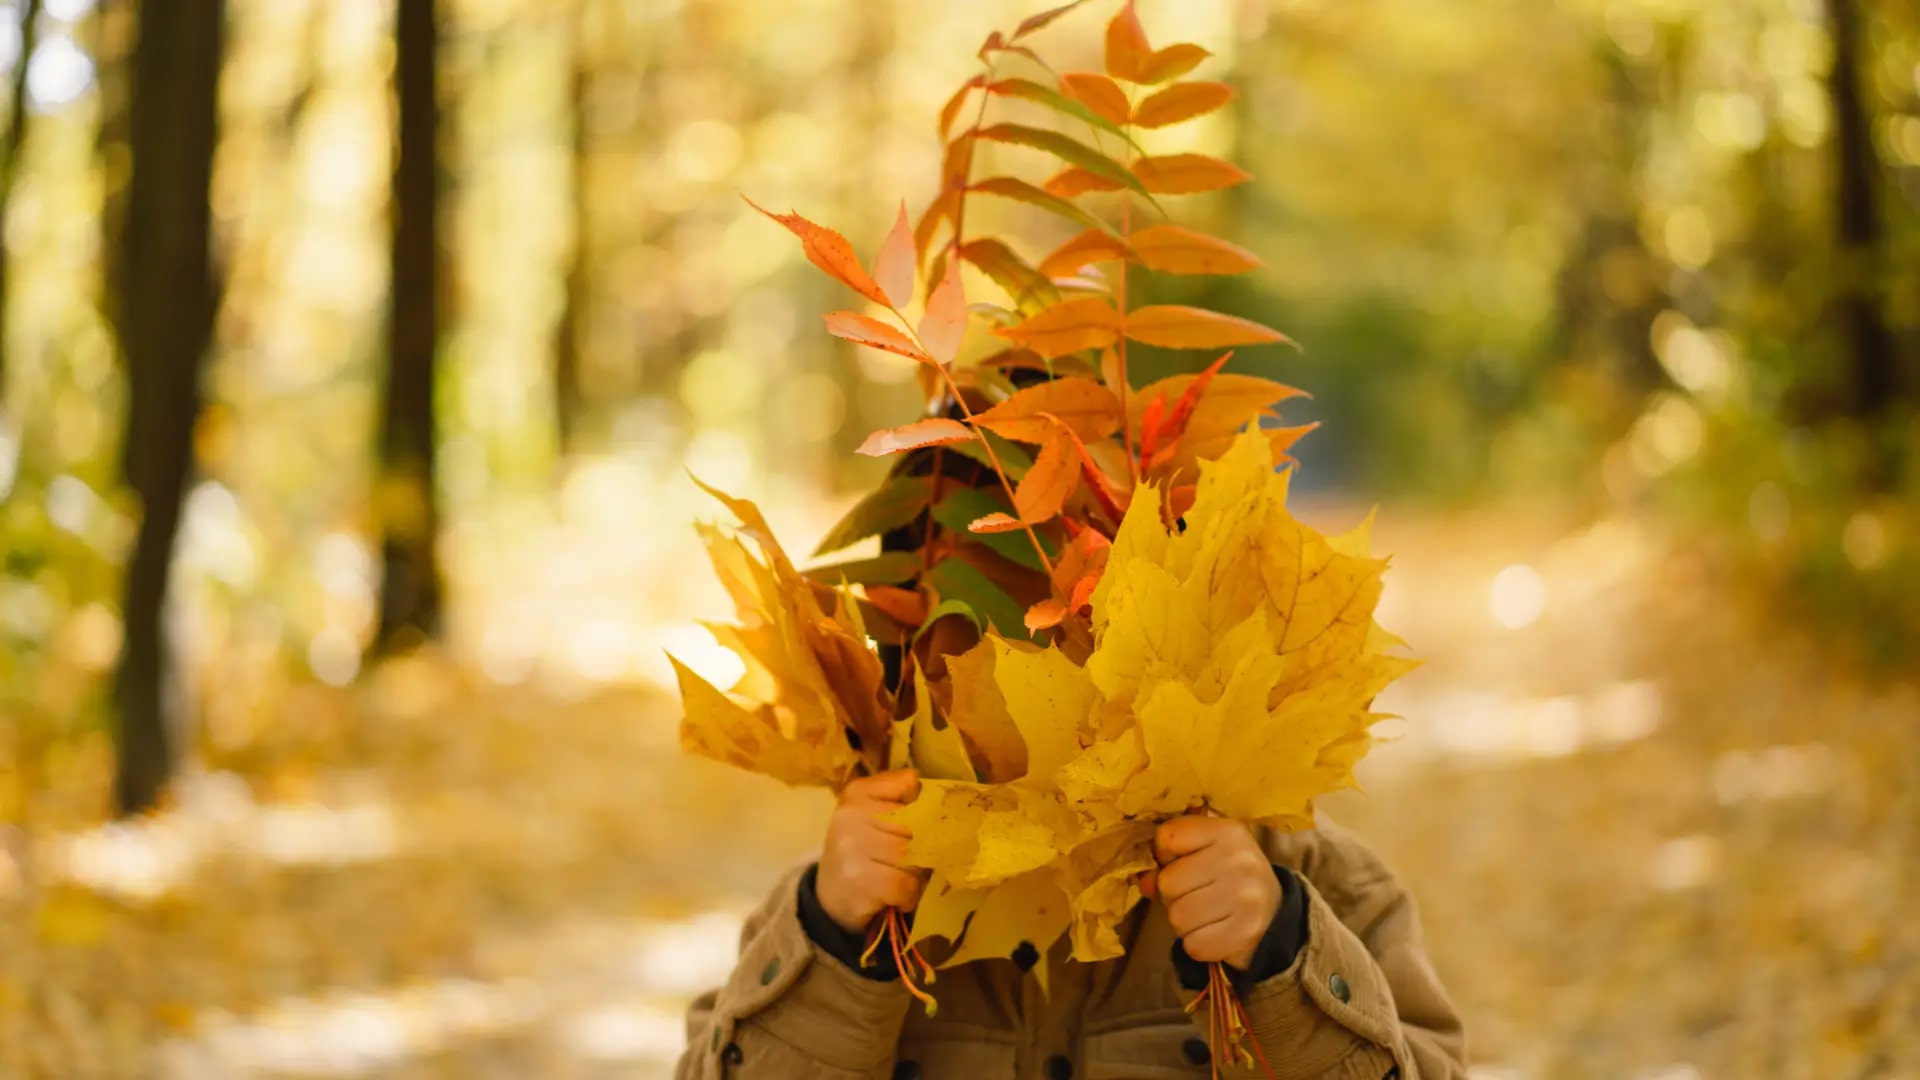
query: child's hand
1142 815 1282 971
815 769 926 934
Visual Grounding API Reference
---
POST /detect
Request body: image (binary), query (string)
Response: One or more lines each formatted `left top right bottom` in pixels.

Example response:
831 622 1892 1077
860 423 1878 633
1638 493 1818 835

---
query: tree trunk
112 0 226 815
0 0 45 400
373 0 443 653
1824 0 1897 420
553 3 590 456
91 0 136 339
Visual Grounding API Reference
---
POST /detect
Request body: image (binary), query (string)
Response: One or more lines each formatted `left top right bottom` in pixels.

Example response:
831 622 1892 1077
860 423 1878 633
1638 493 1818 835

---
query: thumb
1138 867 1159 901
857 768 922 803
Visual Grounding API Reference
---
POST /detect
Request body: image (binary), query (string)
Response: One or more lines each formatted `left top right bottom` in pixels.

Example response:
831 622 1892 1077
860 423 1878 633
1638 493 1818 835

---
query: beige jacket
676 820 1466 1079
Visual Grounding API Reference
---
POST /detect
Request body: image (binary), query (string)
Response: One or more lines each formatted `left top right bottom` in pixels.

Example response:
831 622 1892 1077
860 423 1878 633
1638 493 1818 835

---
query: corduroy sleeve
676 863 910 1080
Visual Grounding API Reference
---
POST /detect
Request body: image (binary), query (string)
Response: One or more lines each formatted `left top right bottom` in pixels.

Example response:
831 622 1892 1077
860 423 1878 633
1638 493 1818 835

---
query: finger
1154 815 1228 863
1167 883 1235 939
1154 851 1217 904
859 807 913 838
865 827 912 869
847 769 921 803
1181 921 1244 965
1138 868 1158 901
868 862 924 910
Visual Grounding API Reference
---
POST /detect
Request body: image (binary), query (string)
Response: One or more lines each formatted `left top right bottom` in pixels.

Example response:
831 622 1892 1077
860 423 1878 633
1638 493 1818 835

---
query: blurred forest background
0 0 1915 1076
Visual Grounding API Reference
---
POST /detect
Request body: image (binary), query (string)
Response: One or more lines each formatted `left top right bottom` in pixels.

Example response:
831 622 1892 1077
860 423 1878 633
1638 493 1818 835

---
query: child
674 769 1466 1079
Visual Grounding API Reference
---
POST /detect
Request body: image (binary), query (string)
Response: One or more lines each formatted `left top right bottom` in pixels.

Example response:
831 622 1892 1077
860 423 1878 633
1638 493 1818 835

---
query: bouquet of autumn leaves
670 0 1416 1064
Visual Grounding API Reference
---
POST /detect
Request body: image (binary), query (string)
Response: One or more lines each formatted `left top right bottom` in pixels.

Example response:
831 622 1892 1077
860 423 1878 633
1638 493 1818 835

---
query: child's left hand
1141 815 1283 971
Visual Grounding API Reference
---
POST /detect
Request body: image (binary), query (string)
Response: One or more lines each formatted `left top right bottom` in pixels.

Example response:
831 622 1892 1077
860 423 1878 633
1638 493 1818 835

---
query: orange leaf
995 297 1120 360
1104 0 1151 82
919 260 968 365
1135 43 1210 85
1024 597 1068 632
973 375 1124 443
1133 80 1235 127
968 512 1024 534
1132 154 1251 194
1059 72 1130 126
1014 0 1090 40
1043 166 1123 199
744 196 890 307
1068 573 1099 614
824 311 933 364
939 74 987 138
866 585 929 627
1129 224 1262 275
1124 305 1292 349
1266 421 1319 463
1039 229 1133 278
857 417 975 457
915 189 961 261
1012 423 1081 524
874 201 917 308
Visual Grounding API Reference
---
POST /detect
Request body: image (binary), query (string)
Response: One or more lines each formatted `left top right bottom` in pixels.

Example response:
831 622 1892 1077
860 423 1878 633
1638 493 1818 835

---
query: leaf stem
880 298 1056 579
1115 88 1138 485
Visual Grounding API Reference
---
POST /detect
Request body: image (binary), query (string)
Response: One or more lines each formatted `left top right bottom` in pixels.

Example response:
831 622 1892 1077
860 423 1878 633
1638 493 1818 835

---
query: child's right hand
815 769 925 934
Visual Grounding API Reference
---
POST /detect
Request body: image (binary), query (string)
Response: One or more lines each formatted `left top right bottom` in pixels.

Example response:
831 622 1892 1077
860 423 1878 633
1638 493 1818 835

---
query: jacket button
722 1042 743 1065
1045 1053 1073 1080
1182 1037 1210 1065
892 1062 921 1080
759 958 781 985
1329 971 1352 1003
1012 940 1040 972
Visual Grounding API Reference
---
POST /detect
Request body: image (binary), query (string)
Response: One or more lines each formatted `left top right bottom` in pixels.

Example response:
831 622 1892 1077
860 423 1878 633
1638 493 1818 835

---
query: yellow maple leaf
672 481 890 789
892 429 1416 967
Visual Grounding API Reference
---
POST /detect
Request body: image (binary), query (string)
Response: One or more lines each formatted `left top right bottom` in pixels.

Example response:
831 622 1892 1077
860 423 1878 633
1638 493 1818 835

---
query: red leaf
823 311 932 364
857 417 976 457
744 196 891 307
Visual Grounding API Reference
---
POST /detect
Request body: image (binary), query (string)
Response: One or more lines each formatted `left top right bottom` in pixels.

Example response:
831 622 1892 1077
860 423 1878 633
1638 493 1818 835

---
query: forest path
5 502 1914 1079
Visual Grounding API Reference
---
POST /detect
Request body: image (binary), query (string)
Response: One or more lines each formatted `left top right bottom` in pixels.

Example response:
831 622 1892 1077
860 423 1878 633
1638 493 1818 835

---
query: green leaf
812 476 935 556
970 177 1118 237
926 557 1029 641
976 123 1146 196
932 488 1058 572
987 79 1139 146
912 598 982 642
802 551 923 586
948 427 1035 480
959 238 1060 314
